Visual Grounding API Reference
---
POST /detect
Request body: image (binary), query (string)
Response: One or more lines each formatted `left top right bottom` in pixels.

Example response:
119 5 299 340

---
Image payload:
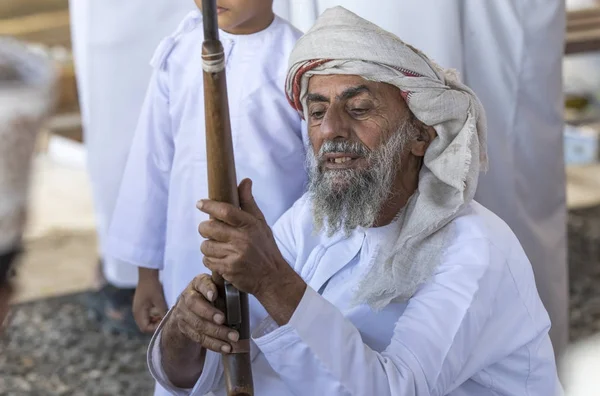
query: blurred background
0 1 154 395
2 0 600 395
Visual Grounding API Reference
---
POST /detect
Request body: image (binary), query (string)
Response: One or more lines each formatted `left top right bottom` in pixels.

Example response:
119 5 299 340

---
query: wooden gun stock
201 0 254 395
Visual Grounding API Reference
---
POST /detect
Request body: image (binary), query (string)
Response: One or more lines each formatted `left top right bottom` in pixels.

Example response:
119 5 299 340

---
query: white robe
68 0 193 287
148 195 561 395
273 0 569 358
107 10 306 308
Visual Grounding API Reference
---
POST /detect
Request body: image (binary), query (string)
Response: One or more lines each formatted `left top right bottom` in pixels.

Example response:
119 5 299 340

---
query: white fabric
286 6 488 309
148 194 561 395
105 10 307 317
68 0 192 287
0 39 56 253
274 0 569 359
561 334 600 396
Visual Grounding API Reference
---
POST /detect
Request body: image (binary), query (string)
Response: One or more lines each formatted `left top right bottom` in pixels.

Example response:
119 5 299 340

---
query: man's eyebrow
339 85 370 100
306 93 329 103
306 85 371 104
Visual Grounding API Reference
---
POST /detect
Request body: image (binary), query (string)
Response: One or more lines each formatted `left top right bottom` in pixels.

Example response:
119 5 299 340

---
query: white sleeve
251 239 520 396
147 309 224 395
105 67 173 270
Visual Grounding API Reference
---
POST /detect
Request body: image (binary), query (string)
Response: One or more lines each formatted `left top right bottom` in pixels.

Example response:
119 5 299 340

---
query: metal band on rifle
202 51 225 73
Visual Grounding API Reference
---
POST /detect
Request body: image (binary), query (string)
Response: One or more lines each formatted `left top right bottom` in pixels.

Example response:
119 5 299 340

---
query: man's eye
310 111 325 119
351 108 368 116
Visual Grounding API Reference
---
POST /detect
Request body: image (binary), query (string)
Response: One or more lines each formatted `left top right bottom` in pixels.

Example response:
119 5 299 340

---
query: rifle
201 1 254 395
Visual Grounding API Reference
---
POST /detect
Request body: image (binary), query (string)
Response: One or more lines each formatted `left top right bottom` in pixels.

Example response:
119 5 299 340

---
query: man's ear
410 125 437 157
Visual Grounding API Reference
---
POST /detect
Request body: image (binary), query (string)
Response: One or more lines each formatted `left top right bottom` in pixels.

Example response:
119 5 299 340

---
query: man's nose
320 106 351 141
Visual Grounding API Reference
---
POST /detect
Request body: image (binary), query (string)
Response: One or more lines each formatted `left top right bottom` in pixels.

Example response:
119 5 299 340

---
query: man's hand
197 178 306 325
171 273 239 353
160 273 232 389
133 268 168 333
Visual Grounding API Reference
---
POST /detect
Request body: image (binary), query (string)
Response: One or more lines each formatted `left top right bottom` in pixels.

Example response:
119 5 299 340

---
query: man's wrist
255 264 307 326
160 313 205 388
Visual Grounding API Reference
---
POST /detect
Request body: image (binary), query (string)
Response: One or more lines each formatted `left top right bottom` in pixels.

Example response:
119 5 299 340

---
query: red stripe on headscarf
286 60 423 115
286 59 332 116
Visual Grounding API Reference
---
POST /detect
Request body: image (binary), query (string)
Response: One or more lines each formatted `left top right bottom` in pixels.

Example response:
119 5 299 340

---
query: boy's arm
134 267 168 333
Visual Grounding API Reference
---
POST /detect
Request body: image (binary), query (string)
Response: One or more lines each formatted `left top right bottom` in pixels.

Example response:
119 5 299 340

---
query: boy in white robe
105 2 306 392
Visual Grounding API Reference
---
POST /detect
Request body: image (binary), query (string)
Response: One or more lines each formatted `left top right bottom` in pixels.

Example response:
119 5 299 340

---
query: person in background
0 39 57 332
68 0 192 333
273 0 569 360
105 1 308 394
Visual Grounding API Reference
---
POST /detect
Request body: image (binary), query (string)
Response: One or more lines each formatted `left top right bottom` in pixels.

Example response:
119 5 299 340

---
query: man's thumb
239 179 265 221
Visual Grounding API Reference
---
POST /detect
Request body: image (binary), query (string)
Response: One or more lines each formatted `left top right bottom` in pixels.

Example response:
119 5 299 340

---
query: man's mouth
322 153 363 169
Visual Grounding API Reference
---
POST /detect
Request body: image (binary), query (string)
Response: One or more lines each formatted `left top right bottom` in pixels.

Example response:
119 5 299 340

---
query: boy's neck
223 11 275 35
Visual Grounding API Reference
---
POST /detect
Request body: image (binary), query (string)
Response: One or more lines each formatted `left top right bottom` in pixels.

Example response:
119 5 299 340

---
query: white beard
306 120 417 237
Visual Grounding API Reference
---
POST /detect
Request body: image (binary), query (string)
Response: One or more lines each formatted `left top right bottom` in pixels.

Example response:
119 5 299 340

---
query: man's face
195 0 273 33
305 75 424 235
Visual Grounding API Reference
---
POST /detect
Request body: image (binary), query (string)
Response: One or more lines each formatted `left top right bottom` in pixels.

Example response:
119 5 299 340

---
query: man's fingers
202 257 229 280
238 179 266 222
184 279 225 325
200 240 227 259
180 308 238 343
198 221 237 245
185 290 226 324
196 200 253 228
176 300 239 348
177 320 233 354
191 274 218 303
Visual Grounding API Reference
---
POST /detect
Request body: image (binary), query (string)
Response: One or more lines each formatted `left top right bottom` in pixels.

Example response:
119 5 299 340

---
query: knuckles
217 205 234 220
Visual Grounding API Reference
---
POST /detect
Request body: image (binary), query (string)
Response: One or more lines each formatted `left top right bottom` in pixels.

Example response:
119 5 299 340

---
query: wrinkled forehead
305 74 407 108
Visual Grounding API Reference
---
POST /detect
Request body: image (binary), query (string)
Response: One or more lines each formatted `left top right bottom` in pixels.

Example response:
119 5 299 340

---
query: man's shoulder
450 201 518 249
437 201 552 356
440 200 531 277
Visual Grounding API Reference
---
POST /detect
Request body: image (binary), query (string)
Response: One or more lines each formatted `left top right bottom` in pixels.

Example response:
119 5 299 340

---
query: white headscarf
285 7 488 309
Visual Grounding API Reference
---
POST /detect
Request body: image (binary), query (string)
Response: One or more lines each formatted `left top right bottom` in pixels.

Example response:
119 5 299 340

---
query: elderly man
148 7 561 395
274 0 569 359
